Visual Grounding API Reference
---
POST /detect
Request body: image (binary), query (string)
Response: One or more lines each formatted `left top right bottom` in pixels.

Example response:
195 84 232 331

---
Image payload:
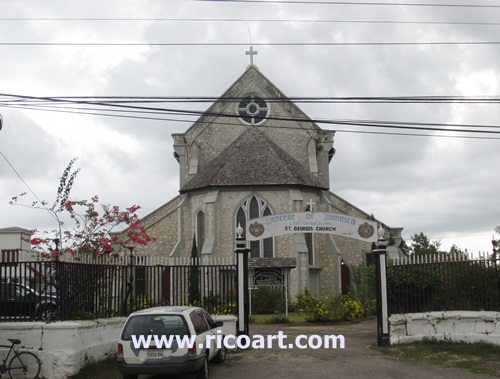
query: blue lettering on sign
323 214 357 225
266 213 296 225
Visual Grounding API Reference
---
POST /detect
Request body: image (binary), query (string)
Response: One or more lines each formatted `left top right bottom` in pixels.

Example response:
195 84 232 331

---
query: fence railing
387 255 500 314
0 256 237 322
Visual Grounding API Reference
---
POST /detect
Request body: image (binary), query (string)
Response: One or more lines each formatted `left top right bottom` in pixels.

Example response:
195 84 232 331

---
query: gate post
374 226 390 346
235 223 250 336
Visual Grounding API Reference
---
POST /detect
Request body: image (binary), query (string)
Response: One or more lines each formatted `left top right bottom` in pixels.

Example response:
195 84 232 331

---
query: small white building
0 226 35 283
0 226 32 262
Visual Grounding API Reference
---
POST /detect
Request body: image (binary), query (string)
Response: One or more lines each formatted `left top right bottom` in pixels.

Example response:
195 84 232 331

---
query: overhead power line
3 94 500 104
2 41 500 47
1 17 500 27
0 151 60 225
198 0 500 8
1 93 499 140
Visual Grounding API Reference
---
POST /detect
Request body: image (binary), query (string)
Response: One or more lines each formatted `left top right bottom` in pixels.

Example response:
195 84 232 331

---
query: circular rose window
237 95 269 125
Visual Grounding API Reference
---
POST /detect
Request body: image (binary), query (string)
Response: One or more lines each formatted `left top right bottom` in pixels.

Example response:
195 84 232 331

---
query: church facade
131 61 402 299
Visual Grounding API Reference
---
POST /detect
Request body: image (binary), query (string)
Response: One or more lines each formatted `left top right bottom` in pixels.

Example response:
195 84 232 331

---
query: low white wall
0 315 237 379
213 315 237 337
389 311 500 346
0 318 125 379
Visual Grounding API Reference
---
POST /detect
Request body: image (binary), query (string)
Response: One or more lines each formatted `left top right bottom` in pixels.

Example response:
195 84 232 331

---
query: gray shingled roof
180 126 327 193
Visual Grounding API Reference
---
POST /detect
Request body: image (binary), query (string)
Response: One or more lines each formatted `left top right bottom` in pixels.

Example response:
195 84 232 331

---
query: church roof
179 126 328 193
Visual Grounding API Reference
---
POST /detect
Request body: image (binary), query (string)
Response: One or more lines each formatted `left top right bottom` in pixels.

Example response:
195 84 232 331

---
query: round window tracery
237 95 269 125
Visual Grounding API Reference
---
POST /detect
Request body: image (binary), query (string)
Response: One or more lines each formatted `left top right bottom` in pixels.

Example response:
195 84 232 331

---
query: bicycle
0 339 41 379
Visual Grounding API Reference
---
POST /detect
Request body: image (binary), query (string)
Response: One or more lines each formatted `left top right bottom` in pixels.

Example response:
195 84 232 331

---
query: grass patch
69 355 121 379
250 312 306 324
379 339 500 377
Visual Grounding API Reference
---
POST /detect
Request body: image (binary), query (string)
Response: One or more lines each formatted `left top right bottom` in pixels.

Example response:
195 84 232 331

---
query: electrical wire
1 93 499 139
2 41 500 47
1 17 500 27
198 0 500 9
0 151 60 225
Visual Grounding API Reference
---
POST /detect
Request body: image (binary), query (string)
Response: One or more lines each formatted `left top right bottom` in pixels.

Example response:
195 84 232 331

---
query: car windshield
121 314 189 340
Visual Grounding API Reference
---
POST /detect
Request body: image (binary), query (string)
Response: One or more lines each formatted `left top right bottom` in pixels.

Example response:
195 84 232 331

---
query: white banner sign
246 212 377 242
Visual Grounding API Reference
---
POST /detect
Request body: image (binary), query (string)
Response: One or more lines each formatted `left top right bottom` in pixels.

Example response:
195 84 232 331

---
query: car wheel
196 354 209 379
37 305 56 321
213 343 226 363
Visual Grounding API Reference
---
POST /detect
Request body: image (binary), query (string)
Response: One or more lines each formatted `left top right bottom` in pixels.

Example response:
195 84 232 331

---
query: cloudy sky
0 0 499 256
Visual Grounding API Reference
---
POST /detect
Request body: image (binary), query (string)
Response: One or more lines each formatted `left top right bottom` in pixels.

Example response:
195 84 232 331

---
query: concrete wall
0 318 125 379
389 311 500 346
0 315 237 379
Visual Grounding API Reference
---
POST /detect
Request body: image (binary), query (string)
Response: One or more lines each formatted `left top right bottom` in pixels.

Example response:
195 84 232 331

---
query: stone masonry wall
389 311 500 346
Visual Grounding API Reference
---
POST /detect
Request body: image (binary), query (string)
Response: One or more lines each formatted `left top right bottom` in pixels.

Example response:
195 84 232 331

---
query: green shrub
251 287 286 314
296 290 366 322
350 264 377 316
128 294 164 313
196 292 236 315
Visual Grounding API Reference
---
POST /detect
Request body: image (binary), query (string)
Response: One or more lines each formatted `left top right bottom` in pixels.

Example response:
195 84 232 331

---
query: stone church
132 55 402 299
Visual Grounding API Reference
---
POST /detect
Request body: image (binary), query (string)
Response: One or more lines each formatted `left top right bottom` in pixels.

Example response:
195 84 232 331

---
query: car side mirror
214 321 223 328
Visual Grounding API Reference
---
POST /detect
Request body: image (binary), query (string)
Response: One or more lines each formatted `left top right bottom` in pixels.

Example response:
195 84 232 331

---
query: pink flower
31 237 45 246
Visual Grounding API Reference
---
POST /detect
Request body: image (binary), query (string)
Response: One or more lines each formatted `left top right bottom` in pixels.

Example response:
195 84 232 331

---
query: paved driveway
207 319 495 379
140 319 494 379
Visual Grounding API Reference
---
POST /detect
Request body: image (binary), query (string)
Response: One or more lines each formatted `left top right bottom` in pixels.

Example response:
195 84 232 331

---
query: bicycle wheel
8 351 41 379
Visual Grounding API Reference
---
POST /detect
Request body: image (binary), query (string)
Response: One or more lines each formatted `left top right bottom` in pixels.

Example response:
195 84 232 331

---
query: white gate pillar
235 223 250 336
374 226 390 346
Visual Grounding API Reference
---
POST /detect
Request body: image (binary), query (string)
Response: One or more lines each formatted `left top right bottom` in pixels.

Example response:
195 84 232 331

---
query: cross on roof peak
246 46 258 66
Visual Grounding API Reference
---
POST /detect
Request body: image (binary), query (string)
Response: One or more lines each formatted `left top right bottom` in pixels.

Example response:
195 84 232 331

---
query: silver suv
116 306 226 379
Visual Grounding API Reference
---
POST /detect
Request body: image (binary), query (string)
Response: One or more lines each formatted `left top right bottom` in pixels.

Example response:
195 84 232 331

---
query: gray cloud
0 0 498 254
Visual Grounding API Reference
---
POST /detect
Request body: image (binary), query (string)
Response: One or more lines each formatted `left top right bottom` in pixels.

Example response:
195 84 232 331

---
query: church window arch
305 205 315 266
236 195 274 258
196 210 205 252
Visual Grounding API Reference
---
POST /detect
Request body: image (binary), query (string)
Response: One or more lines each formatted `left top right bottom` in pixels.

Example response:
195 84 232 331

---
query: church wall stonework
131 196 182 256
132 187 383 300
124 65 400 305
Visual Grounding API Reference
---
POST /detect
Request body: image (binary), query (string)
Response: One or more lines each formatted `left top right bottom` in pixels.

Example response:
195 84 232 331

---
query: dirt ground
75 319 497 379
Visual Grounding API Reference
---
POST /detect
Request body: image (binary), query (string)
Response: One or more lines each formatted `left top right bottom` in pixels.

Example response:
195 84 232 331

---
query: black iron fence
387 256 500 314
0 257 237 322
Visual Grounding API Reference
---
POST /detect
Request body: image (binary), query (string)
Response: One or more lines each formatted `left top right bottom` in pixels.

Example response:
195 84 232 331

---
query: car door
189 310 213 358
0 283 10 317
12 284 36 318
199 310 222 360
0 283 27 318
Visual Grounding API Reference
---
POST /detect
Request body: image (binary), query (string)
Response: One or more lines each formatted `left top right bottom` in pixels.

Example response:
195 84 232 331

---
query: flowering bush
128 295 166 313
296 290 366 322
296 289 329 322
11 158 156 259
190 292 237 315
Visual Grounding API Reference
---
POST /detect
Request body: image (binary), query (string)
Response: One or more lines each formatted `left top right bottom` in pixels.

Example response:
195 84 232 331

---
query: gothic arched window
236 196 274 258
196 210 205 252
305 205 315 265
